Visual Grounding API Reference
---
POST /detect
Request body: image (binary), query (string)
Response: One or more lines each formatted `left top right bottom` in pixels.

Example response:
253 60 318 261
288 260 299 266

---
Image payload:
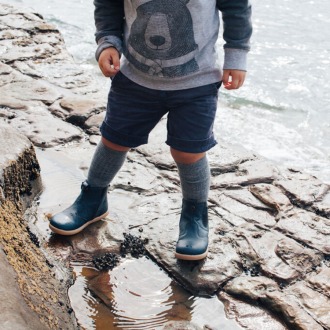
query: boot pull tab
81 181 90 191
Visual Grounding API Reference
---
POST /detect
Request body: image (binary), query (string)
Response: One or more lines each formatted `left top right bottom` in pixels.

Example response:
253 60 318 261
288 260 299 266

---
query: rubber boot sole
175 248 208 261
49 210 109 236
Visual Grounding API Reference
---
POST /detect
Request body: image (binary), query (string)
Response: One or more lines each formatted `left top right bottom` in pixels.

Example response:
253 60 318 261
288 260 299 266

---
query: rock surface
0 123 77 329
0 243 48 330
2 2 330 330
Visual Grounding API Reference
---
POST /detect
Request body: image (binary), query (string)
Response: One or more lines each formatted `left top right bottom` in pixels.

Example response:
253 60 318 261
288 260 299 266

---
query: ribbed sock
176 155 210 203
87 140 128 188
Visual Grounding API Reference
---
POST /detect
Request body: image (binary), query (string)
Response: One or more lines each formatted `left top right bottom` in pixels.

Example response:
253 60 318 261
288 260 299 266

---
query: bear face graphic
127 0 199 78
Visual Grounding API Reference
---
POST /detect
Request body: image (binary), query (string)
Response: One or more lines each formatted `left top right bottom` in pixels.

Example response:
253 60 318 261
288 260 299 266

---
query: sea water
5 0 330 184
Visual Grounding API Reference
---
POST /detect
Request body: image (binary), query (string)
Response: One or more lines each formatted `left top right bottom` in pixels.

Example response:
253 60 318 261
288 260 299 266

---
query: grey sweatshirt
94 0 252 90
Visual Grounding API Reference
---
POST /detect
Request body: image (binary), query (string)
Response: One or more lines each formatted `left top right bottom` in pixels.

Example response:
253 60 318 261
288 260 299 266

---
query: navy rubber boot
175 199 209 261
49 181 109 235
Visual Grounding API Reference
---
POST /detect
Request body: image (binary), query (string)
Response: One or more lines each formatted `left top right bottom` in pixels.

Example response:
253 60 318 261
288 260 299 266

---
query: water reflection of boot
175 199 209 261
49 181 108 235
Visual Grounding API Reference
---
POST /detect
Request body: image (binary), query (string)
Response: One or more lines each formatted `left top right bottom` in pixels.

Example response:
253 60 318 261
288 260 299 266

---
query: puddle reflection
69 257 240 330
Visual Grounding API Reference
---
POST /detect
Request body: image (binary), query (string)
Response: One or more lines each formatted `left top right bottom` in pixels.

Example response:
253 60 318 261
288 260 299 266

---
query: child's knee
170 147 205 165
101 137 131 152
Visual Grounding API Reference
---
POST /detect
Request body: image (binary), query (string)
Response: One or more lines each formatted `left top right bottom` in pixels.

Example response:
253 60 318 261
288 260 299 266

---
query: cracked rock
224 276 323 330
276 209 330 254
286 281 330 329
274 172 330 208
211 192 276 228
211 159 280 188
9 110 83 148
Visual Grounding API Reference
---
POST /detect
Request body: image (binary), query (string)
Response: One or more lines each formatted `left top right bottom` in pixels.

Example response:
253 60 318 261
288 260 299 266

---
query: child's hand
222 70 246 90
98 47 120 77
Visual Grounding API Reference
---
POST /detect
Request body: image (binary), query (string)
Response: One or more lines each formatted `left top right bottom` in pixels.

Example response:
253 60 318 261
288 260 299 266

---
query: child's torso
120 0 223 90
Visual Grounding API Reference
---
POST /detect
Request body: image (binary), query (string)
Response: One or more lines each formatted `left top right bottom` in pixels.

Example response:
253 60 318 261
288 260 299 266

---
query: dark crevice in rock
2 146 41 205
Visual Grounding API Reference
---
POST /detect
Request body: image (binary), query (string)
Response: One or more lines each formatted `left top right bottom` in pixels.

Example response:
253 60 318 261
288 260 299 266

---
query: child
50 0 252 261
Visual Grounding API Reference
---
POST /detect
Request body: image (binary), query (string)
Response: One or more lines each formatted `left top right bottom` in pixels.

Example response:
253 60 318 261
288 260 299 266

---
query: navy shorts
100 71 221 153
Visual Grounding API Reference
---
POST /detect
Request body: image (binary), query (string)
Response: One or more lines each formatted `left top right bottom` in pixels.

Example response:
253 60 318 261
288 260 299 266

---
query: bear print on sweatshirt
127 0 199 78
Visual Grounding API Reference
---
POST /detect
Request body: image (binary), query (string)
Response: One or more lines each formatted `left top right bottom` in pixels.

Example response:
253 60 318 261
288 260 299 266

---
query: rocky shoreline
1 2 330 329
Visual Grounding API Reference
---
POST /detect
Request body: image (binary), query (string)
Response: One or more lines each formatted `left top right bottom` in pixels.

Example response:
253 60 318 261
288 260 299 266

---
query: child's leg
171 149 211 261
49 138 129 235
50 72 167 235
87 137 129 188
170 149 210 204
166 82 222 260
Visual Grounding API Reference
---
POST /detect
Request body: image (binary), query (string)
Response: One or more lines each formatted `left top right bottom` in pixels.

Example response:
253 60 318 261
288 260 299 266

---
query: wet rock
307 267 330 297
13 60 42 78
133 212 243 295
9 110 83 148
218 292 288 330
0 96 29 110
309 191 330 219
111 161 163 192
0 108 14 118
108 190 182 228
211 192 276 228
25 59 84 80
136 118 176 170
0 29 30 40
162 321 202 330
1 43 56 62
57 214 124 263
0 119 77 329
285 281 330 329
34 32 62 46
52 72 97 90
89 134 101 145
0 68 32 87
223 188 274 212
0 80 62 105
0 245 48 330
59 96 105 126
48 99 69 119
242 230 322 281
0 13 58 33
0 61 12 74
249 183 293 213
0 123 42 211
276 209 330 254
208 143 255 175
0 13 38 31
224 276 323 330
211 159 280 188
274 171 330 208
213 205 248 227
84 111 105 135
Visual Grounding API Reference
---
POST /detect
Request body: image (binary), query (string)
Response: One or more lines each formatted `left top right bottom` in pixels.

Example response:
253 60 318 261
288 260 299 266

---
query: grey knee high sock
176 155 210 204
87 141 128 188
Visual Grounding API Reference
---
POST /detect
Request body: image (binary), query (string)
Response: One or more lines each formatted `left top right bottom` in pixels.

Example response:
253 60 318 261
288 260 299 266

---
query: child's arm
216 0 252 90
94 0 125 77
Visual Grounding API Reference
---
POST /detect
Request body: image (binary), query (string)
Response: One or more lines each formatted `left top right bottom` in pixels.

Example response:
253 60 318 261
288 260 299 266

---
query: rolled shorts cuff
166 133 218 153
100 121 148 148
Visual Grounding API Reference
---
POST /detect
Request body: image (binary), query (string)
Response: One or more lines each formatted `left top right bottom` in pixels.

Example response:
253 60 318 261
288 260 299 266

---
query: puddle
34 144 242 330
69 257 241 330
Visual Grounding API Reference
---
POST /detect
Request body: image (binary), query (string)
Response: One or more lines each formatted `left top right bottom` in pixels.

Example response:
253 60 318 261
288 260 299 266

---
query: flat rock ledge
0 124 78 329
2 2 330 330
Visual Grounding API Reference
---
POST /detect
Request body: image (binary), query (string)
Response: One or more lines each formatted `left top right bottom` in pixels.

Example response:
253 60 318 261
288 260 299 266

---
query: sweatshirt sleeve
216 0 252 71
94 0 125 61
